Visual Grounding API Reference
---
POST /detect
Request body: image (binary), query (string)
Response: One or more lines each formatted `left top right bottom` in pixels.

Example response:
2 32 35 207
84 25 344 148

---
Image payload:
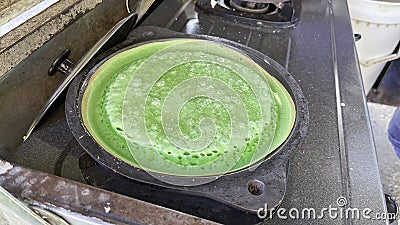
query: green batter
82 39 295 176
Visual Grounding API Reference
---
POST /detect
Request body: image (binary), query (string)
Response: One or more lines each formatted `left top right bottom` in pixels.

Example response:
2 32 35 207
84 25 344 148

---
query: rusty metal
0 160 220 225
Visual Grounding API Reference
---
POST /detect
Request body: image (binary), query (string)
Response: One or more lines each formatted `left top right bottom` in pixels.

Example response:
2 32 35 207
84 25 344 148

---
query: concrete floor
0 0 47 26
368 102 400 224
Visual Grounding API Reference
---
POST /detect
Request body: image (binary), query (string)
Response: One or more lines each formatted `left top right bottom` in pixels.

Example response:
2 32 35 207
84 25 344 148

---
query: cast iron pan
65 26 309 220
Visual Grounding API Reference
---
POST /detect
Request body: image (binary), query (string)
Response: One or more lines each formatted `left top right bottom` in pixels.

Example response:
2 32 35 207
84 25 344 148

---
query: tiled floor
368 102 399 224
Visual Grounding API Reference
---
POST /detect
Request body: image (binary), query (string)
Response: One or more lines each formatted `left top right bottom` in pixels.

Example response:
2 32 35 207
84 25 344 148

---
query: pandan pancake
82 39 295 176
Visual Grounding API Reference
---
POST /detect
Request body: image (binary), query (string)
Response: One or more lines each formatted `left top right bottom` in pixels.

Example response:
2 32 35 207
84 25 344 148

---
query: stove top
0 0 389 224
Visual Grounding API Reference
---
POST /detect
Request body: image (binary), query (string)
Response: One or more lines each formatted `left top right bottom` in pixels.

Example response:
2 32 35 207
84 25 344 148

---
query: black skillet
65 26 309 224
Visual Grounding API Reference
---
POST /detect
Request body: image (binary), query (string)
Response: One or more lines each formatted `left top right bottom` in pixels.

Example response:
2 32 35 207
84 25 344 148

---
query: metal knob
48 49 75 76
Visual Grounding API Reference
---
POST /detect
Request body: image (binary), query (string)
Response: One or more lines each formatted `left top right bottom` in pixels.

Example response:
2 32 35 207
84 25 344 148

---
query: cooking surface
79 38 295 176
139 1 387 223
131 1 384 224
0 0 387 224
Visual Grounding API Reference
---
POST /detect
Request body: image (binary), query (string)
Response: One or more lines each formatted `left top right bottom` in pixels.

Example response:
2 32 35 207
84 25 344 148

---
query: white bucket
347 0 400 92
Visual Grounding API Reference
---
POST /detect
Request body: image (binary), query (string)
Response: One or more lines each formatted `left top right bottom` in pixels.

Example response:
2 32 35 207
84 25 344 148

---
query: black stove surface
141 2 387 223
8 0 388 224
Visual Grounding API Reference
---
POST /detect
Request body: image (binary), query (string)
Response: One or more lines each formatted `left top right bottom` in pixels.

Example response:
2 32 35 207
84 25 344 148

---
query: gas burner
229 0 272 14
196 0 300 28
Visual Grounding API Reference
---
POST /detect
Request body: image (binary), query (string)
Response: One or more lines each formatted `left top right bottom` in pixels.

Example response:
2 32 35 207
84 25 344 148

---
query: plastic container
347 0 400 92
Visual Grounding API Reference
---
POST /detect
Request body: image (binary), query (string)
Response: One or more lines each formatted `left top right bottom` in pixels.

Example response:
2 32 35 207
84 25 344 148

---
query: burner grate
196 0 300 28
230 0 273 14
